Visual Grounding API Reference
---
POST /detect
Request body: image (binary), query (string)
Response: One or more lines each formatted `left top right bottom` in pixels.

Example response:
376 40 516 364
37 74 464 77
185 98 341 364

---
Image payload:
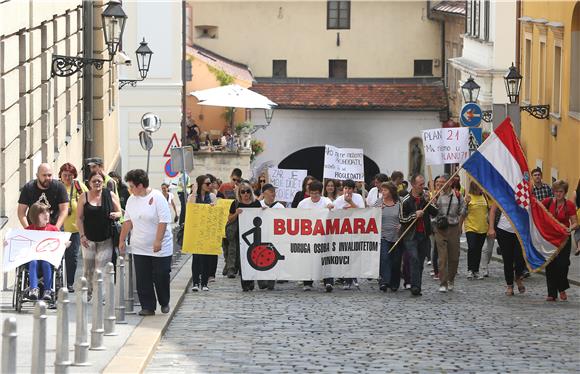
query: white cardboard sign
323 145 365 181
2 229 71 272
422 127 470 165
267 167 308 202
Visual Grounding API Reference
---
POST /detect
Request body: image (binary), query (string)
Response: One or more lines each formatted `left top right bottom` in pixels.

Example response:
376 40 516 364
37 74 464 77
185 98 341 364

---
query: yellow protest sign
181 199 233 255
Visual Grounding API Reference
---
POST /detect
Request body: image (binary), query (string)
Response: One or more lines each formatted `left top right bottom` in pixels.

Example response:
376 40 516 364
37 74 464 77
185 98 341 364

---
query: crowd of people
14 160 580 316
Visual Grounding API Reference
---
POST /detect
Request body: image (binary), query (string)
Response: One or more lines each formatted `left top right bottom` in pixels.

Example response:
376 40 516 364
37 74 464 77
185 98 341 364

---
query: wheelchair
12 258 65 312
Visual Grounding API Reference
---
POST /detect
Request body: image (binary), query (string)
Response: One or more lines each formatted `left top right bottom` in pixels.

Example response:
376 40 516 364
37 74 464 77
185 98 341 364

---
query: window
414 60 433 76
523 37 532 102
538 40 546 103
466 0 472 35
473 0 480 38
570 29 580 114
273 60 287 78
483 0 490 41
327 1 350 30
329 60 347 79
552 44 562 115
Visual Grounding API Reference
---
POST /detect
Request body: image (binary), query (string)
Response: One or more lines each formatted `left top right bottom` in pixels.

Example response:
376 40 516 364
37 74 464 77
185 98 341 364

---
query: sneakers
226 270 236 279
427 260 432 265
161 305 170 314
467 271 474 280
202 286 209 291
410 287 422 296
325 284 333 293
67 285 75 293
447 282 455 291
433 274 440 280
342 284 352 290
138 309 155 316
475 272 484 280
379 284 388 292
481 268 489 278
192 284 200 292
353 280 359 288
29 287 40 300
438 286 447 293
404 284 412 290
303 284 313 291
429 270 435 276
42 290 52 301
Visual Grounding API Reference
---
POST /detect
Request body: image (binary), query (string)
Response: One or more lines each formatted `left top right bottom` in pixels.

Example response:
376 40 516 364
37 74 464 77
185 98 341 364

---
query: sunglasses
259 179 266 183
240 189 252 195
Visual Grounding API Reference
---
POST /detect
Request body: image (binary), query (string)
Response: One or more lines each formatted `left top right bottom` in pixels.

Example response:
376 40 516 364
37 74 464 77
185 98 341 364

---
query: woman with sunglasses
227 181 261 291
187 175 217 291
254 174 267 198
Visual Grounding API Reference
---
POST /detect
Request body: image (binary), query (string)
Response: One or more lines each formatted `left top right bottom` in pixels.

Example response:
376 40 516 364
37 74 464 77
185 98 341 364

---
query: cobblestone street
147 256 580 373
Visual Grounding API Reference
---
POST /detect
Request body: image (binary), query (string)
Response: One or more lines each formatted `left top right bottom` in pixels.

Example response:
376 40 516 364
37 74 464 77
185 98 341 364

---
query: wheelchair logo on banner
460 103 483 127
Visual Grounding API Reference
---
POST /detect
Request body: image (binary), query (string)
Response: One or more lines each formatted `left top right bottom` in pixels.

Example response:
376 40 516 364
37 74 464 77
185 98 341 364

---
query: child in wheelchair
25 202 68 301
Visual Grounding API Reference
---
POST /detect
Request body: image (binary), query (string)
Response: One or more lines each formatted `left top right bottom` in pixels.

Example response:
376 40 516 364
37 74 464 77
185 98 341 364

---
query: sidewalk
0 253 191 373
459 235 580 286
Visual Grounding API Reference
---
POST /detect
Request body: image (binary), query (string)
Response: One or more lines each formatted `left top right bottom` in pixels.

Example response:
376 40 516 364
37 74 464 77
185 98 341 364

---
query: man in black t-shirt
18 163 69 228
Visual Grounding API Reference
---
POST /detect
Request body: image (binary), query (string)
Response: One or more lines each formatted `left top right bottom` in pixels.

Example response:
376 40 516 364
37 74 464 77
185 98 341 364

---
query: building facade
0 0 120 286
118 1 183 189
518 1 580 186
191 0 448 181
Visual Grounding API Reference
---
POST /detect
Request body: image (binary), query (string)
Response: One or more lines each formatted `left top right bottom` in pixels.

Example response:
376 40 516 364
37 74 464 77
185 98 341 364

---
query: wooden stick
388 167 463 253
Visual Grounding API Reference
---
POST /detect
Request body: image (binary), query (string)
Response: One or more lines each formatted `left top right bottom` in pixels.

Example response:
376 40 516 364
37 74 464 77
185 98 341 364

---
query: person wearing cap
87 157 118 195
257 184 285 290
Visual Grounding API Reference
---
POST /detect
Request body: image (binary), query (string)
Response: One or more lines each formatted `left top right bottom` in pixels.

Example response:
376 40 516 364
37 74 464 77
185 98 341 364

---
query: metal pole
31 301 47 374
146 146 151 175
126 253 136 314
73 277 90 366
2 272 8 291
116 257 127 324
2 317 17 374
104 263 117 336
82 0 94 172
89 270 105 351
55 288 72 373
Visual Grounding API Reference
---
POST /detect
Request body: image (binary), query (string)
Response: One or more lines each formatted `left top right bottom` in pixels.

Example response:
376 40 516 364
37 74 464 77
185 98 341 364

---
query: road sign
460 103 483 127
139 131 153 151
468 127 483 150
170 146 194 174
163 133 181 157
164 159 178 178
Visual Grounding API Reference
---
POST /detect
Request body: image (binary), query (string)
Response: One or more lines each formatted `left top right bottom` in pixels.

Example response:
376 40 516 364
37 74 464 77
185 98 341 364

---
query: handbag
435 193 454 230
102 189 121 248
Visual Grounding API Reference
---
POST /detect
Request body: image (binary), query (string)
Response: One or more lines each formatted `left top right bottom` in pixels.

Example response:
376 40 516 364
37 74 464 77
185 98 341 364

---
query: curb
459 245 580 287
102 255 192 374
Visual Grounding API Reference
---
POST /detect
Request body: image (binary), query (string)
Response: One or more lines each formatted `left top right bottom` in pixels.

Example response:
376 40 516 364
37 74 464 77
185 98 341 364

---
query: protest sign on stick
422 127 470 165
182 199 233 255
267 168 307 202
323 145 365 181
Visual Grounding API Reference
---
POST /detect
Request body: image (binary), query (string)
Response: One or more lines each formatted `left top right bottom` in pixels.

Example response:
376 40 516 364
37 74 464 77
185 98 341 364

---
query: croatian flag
463 117 568 271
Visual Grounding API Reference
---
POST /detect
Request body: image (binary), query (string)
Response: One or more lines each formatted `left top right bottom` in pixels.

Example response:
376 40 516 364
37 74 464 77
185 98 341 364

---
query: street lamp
51 1 127 77
119 38 154 89
504 63 550 119
251 108 276 134
461 76 480 104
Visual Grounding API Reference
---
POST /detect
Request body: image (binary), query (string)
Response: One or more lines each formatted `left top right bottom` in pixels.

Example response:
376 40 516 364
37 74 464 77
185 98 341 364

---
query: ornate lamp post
119 38 154 89
461 76 480 104
51 1 127 77
504 63 550 119
251 108 276 134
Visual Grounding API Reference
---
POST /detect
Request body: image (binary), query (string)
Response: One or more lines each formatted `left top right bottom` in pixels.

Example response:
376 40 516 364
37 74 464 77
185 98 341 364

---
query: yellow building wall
185 54 252 135
519 1 580 193
190 0 442 78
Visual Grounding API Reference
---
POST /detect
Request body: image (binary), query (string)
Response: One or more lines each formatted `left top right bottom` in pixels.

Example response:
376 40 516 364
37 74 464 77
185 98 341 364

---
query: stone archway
278 146 380 186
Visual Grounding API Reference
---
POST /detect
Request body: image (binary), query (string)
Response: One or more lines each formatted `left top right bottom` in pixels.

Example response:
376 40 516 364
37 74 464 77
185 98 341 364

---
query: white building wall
119 1 182 189
251 109 444 179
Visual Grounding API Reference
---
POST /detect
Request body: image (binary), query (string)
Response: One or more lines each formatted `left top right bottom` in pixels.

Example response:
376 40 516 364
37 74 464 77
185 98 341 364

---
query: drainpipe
82 0 93 178
181 0 187 145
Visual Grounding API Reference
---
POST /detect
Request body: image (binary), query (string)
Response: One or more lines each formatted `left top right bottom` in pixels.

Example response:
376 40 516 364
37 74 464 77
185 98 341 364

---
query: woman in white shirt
119 169 173 316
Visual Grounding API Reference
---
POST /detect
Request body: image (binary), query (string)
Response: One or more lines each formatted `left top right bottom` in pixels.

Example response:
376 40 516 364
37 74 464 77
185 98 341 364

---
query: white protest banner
2 229 71 272
239 208 381 280
422 127 470 165
267 167 308 202
323 145 365 181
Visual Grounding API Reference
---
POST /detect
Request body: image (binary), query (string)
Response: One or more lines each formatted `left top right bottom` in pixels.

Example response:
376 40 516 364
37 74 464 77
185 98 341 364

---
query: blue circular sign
165 159 178 178
460 103 483 127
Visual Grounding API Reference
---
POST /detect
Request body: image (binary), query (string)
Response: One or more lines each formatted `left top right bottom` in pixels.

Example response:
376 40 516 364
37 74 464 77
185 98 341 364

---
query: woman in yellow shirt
59 163 88 292
461 182 489 280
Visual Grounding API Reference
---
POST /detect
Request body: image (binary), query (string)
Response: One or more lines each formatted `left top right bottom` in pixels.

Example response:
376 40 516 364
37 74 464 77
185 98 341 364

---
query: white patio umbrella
190 84 277 109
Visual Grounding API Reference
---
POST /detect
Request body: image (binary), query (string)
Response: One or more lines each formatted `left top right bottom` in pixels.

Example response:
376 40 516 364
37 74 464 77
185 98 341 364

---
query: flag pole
388 167 463 254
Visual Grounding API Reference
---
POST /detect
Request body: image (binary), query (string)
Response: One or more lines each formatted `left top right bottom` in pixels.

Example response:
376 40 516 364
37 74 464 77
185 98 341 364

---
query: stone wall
192 150 252 183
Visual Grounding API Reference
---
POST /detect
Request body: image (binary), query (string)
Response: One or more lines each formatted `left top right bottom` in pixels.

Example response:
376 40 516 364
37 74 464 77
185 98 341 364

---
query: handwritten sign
422 127 470 165
3 229 71 271
267 168 307 202
182 199 233 255
323 145 365 181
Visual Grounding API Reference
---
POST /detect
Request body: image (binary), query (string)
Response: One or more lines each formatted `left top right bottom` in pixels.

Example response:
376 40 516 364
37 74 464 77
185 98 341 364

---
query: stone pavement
0 252 189 373
147 256 580 373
